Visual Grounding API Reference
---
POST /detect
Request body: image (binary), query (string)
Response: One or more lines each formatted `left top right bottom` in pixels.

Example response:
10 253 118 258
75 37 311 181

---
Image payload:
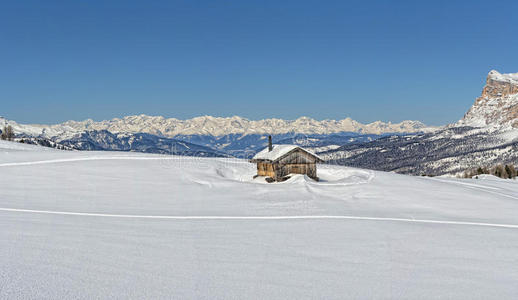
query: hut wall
271 150 319 180
275 163 317 180
257 162 275 177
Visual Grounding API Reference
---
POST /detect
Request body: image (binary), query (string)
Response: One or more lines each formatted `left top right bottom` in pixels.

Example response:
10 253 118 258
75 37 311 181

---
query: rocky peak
478 70 518 100
459 70 518 128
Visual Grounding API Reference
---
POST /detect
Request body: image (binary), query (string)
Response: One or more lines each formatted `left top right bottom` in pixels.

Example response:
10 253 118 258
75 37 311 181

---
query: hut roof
250 144 323 163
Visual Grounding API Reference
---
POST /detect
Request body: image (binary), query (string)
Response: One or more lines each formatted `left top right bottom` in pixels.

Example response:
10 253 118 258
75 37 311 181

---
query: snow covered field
1 140 518 299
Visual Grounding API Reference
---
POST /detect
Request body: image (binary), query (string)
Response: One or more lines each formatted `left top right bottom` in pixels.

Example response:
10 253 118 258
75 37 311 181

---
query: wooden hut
250 136 323 182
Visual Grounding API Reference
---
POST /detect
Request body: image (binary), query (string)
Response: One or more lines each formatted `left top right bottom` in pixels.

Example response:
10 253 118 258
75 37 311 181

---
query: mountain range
1 115 430 139
3 69 518 175
0 115 431 156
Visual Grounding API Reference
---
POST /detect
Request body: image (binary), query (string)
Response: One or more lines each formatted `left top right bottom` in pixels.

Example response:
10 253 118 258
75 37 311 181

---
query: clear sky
1 0 517 125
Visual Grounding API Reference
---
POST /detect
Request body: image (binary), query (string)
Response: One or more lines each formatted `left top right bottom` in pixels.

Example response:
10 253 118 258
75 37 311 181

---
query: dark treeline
463 164 517 179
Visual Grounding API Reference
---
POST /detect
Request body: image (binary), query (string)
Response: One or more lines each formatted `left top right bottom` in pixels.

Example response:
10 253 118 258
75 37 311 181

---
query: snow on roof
251 144 322 162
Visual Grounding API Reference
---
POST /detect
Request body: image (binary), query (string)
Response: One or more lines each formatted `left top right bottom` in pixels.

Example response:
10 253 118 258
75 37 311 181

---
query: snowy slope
58 130 229 157
321 125 518 176
1 140 518 298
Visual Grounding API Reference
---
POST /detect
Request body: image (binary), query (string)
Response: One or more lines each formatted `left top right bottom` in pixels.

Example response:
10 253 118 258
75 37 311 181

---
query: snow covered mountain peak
2 114 432 139
487 70 518 85
459 70 518 128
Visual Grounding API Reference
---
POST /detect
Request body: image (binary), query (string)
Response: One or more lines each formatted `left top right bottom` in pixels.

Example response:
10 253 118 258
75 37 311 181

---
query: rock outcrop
460 70 518 128
480 70 518 99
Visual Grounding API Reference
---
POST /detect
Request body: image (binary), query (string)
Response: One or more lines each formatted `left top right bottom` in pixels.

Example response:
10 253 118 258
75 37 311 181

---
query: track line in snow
1 207 518 230
0 156 186 168
421 177 518 201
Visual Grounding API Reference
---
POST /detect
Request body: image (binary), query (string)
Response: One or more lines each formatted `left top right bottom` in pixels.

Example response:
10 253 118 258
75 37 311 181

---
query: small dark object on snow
265 177 276 183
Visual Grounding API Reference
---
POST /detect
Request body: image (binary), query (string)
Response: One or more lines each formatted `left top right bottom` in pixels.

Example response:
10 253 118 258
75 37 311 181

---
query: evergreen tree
502 167 509 179
1 125 14 141
505 165 513 179
508 165 517 179
494 165 504 178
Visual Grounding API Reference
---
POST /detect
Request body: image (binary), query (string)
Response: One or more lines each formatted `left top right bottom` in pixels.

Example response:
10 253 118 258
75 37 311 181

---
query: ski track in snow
1 207 518 230
0 156 182 168
422 177 518 201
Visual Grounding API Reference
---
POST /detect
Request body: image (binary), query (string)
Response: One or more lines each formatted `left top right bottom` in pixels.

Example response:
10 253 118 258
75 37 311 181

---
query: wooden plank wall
276 163 317 179
257 162 275 177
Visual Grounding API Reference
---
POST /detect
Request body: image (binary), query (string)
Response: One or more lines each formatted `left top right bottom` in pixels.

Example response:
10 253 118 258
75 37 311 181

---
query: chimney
268 135 273 152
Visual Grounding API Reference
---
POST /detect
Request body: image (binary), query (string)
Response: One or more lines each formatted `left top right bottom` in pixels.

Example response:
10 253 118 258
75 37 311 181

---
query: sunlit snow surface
1 141 518 299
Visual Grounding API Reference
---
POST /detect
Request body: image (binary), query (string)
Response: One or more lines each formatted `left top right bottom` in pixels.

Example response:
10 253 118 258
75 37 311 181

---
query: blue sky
1 0 517 125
